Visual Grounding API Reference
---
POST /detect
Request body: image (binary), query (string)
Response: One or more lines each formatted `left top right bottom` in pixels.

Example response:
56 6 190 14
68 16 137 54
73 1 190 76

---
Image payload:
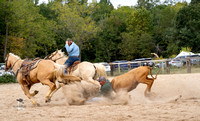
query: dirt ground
0 73 200 121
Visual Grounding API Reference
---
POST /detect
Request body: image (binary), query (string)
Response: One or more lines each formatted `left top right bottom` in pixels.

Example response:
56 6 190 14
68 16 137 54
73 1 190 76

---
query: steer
111 66 160 96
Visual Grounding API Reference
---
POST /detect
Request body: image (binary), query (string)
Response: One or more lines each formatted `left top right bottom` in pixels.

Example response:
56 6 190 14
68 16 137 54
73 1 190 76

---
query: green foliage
151 4 181 57
52 1 99 60
137 0 160 10
175 3 200 53
0 0 198 63
127 8 153 36
0 74 16 83
118 8 155 59
191 0 200 5
90 1 114 23
180 47 192 52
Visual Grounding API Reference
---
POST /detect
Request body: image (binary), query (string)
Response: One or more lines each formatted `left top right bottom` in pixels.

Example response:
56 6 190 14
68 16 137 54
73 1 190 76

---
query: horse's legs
20 84 39 106
48 82 65 100
30 90 39 97
40 79 56 103
27 85 39 97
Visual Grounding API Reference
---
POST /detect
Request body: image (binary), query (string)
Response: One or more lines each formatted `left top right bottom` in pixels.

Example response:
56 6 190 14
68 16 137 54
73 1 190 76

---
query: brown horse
5 53 65 106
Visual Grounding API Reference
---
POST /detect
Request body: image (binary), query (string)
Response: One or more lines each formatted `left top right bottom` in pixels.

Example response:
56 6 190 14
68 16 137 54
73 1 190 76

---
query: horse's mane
9 53 21 59
58 50 67 57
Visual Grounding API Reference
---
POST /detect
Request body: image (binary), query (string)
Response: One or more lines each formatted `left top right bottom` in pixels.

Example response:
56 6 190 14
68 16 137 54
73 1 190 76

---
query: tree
150 2 187 57
151 5 177 57
190 0 200 5
0 0 57 60
52 1 99 60
175 3 200 52
10 0 57 58
93 15 126 62
119 8 155 59
0 0 13 61
90 0 114 23
136 0 161 10
127 8 153 36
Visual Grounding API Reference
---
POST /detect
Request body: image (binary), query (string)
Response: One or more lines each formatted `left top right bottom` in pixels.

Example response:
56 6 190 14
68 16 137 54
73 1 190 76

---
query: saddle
20 58 41 86
67 61 80 75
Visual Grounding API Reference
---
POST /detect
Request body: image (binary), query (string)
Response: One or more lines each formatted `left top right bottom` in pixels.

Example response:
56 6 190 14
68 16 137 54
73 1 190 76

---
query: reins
45 50 65 62
5 54 21 78
52 55 65 62
10 59 21 71
44 50 58 60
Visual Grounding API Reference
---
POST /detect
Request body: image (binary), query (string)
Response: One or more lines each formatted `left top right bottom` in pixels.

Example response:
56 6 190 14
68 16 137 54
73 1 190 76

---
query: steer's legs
146 77 155 92
139 77 155 97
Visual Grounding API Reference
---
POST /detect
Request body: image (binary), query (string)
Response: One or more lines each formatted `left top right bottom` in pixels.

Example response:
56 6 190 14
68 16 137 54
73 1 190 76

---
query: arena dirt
0 73 200 121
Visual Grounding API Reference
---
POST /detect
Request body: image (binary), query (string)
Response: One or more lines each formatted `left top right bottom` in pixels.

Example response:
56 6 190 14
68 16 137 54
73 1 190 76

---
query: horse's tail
93 63 108 79
54 63 65 79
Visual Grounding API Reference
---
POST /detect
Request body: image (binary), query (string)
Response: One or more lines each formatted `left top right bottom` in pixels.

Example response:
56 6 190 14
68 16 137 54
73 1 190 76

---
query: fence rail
107 57 200 76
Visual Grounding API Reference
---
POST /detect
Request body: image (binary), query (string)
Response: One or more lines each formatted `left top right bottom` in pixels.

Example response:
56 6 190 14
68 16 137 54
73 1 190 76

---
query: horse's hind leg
40 79 56 103
49 82 64 100
20 84 39 106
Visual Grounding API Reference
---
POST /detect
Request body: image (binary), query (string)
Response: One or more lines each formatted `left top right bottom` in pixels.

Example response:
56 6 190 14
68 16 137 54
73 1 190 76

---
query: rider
64 38 80 74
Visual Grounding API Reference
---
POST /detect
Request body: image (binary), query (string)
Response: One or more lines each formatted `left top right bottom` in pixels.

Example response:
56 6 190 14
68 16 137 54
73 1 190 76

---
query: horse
45 50 107 101
5 53 65 106
46 50 107 83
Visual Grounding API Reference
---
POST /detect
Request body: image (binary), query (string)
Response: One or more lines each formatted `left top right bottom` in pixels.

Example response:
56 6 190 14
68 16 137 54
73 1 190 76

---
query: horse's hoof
45 98 51 103
34 90 39 95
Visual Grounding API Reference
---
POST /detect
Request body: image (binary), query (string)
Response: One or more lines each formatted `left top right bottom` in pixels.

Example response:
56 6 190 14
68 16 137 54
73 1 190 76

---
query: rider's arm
65 43 73 53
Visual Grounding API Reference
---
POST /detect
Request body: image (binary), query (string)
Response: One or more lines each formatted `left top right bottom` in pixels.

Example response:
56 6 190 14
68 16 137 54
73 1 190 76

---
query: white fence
107 57 200 76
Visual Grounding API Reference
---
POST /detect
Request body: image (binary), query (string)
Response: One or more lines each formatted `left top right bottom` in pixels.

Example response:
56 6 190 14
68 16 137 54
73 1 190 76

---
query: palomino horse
46 50 107 83
5 53 65 106
45 50 107 99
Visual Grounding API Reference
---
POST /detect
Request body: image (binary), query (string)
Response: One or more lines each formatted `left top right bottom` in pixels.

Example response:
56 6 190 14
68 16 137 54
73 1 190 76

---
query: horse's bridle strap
53 56 65 62
11 59 20 69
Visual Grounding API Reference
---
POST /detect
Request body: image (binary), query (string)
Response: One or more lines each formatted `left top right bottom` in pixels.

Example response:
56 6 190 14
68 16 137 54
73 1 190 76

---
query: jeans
64 56 79 73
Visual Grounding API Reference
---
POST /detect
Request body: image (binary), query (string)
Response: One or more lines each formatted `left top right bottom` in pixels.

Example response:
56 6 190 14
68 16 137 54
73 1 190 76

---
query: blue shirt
65 42 79 57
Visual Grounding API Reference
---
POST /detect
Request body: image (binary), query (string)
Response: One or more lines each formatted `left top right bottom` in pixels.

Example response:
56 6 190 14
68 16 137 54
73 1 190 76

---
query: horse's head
5 53 11 71
48 50 65 62
5 53 21 71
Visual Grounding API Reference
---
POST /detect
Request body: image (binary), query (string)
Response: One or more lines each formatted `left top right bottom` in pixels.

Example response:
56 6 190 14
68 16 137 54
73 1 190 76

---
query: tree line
0 0 200 63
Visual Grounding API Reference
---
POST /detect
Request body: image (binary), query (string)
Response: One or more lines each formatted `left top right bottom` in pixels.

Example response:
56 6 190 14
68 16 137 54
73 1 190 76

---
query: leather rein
45 51 65 62
5 54 21 77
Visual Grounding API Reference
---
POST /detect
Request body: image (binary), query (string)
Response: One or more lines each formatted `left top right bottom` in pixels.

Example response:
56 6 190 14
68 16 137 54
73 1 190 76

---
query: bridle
45 50 65 62
5 54 21 76
44 50 58 60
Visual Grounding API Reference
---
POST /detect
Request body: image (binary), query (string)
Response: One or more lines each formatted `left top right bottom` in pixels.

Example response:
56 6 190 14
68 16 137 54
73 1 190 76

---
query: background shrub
0 74 17 83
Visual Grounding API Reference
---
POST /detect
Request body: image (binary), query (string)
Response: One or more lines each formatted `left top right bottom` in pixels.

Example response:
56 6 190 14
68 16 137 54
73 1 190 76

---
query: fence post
118 63 120 73
166 60 170 74
110 63 113 76
128 61 131 70
161 61 164 73
186 58 191 73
